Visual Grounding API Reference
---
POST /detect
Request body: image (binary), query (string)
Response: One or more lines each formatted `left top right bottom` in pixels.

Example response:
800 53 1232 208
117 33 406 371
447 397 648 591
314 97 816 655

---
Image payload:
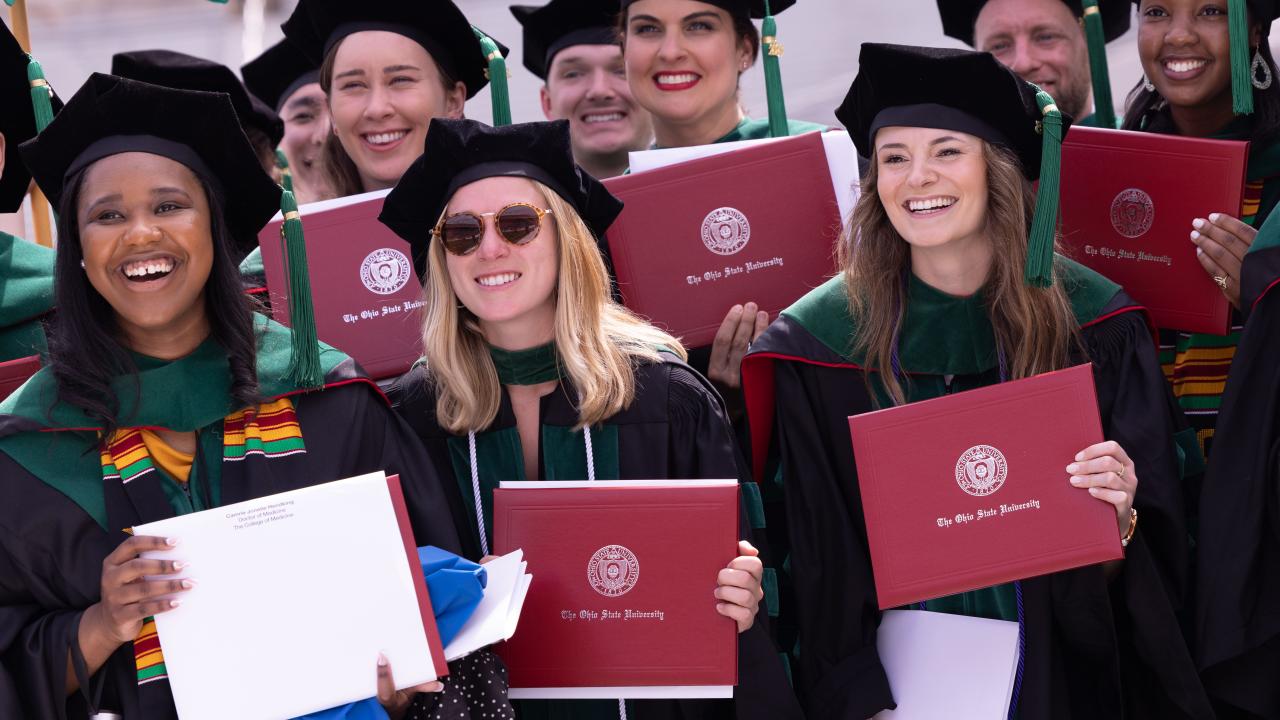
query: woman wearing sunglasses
281 0 495 199
0 74 466 719
380 118 803 720
741 44 1208 718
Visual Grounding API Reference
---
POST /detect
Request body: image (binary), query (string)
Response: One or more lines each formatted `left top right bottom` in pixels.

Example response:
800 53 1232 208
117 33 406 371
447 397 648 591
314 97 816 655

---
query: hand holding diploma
715 540 765 632
1191 212 1257 309
376 653 443 720
1067 440 1139 540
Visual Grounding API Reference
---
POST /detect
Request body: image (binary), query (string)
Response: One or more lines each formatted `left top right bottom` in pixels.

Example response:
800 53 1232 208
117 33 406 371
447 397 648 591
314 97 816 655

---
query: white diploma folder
135 471 446 720
874 609 1020 720
444 549 532 661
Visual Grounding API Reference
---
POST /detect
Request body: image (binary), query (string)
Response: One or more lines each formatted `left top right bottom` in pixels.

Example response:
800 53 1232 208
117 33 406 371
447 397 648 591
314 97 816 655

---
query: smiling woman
0 74 466 719
282 0 499 198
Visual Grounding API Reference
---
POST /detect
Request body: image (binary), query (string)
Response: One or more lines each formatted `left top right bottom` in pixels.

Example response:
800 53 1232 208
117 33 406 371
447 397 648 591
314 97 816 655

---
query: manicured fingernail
165 537 179 546
1191 231 1201 241
1070 476 1085 485
1196 247 1205 256
180 579 196 590
1075 451 1084 461
1088 487 1102 495
1066 463 1079 473
732 304 743 312
745 302 757 311
1209 212 1221 222
1192 218 1205 229
429 682 444 692
377 652 388 667
168 599 181 608
174 561 189 570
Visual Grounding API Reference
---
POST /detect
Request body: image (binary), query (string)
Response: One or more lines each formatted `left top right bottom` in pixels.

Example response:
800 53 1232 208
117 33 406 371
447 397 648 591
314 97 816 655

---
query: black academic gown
1195 226 1280 719
0 338 462 719
387 355 803 720
741 259 1212 720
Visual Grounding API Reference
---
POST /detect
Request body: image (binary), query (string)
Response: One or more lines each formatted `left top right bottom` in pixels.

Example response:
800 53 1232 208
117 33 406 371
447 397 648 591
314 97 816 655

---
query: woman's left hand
715 540 764 633
376 652 444 720
1191 213 1257 309
1067 441 1138 540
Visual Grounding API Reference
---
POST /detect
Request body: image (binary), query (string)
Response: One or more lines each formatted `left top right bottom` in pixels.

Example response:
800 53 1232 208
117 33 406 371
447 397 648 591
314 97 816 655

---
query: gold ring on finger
1214 275 1229 291
1116 465 1126 478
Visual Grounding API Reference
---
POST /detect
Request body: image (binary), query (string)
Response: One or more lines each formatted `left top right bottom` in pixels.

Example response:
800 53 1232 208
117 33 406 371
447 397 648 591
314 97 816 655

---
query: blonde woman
380 118 802 720
741 45 1210 718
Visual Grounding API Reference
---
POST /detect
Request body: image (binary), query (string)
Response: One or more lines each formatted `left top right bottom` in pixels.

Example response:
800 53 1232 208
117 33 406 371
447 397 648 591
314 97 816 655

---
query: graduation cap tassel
1229 0 1254 114
274 149 293 193
1080 0 1116 129
1026 91 1063 288
761 0 790 138
26 56 55 132
279 190 323 389
473 28 512 127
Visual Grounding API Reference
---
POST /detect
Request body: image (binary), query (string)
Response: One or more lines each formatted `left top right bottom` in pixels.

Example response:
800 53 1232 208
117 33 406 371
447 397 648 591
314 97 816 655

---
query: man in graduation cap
938 0 1130 127
511 0 653 179
0 19 59 366
243 39 336 205
110 49 285 181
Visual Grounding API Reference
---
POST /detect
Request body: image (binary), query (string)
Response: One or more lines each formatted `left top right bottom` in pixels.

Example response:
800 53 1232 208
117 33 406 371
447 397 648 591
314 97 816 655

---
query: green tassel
473 28 512 126
761 1 789 138
1026 90 1063 288
1229 0 1253 115
279 190 323 388
26 56 55 133
1080 0 1116 129
274 149 293 193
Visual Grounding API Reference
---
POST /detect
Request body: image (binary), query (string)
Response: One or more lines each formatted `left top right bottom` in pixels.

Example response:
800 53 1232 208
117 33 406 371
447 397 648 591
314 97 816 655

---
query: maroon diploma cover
602 132 841 347
848 365 1123 609
1061 126 1247 334
493 481 739 695
258 191 424 379
0 354 39 402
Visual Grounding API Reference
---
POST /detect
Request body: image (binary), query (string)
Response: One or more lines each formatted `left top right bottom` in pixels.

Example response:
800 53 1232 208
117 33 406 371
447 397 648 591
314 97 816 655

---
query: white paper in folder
874 609 1020 720
135 471 442 720
445 549 532 661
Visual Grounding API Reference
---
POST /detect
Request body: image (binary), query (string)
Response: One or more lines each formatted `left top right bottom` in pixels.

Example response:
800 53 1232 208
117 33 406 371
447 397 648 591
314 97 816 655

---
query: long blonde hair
842 142 1080 406
422 180 685 433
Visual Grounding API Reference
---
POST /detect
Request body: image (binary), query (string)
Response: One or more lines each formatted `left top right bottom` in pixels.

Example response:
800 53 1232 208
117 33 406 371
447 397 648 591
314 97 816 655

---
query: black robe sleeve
663 364 804 720
1079 309 1214 720
1195 254 1280 718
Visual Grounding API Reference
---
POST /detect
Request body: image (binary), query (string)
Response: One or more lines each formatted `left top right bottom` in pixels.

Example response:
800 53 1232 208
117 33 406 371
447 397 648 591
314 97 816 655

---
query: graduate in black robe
742 44 1210 719
0 74 463 720
378 118 802 720
1195 200 1280 719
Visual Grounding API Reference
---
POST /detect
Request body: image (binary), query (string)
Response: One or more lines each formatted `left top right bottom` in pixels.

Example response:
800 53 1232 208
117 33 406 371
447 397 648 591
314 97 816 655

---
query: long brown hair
422 180 685 433
841 142 1080 406
317 39 464 197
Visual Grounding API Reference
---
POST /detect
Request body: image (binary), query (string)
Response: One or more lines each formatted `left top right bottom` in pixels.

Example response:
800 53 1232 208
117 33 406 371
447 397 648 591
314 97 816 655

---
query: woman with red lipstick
281 0 501 198
381 118 803 720
743 44 1210 718
0 74 469 720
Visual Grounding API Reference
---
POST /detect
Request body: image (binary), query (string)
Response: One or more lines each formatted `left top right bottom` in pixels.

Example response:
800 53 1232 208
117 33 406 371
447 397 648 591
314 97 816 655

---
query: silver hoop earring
1253 47 1273 90
1143 74 1155 92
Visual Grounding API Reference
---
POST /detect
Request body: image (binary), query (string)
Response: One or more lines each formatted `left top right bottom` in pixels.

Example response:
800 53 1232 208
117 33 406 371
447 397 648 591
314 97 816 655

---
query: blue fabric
292 546 488 720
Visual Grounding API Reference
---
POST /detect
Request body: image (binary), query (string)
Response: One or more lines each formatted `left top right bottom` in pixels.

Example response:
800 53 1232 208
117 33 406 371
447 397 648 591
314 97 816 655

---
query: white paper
445 549 532 661
136 472 439 720
508 686 734 700
874 610 1020 720
627 130 860 224
265 187 392 222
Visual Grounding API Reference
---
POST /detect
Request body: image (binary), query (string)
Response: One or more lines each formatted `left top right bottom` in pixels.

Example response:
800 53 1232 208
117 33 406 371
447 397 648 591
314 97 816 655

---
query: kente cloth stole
106 398 305 686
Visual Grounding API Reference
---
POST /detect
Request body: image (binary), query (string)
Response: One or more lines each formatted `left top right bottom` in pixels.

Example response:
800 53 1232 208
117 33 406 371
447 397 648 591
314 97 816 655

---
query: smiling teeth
656 73 698 85
123 258 175 278
1166 59 1206 73
584 113 623 123
478 272 520 287
365 131 407 145
908 198 956 212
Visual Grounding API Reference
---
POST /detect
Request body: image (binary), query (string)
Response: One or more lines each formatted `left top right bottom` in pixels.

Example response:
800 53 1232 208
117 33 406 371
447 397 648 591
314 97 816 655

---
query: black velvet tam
510 0 621 80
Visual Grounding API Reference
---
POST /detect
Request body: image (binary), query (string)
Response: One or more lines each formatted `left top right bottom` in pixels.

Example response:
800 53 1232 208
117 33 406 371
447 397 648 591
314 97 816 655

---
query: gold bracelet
1120 507 1138 548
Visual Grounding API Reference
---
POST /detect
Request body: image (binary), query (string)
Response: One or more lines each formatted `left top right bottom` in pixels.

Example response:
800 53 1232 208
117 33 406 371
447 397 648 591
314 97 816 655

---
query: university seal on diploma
588 544 640 598
359 247 412 295
700 207 751 256
1109 188 1155 239
955 445 1009 497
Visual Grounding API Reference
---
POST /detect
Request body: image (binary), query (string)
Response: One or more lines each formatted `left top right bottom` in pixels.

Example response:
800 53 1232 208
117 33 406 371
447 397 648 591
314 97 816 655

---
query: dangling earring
1143 73 1155 92
1253 46 1273 90
79 259 85 270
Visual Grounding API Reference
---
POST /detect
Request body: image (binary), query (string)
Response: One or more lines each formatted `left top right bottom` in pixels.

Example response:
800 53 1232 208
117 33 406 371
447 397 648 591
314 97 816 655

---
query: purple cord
1008 580 1026 720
